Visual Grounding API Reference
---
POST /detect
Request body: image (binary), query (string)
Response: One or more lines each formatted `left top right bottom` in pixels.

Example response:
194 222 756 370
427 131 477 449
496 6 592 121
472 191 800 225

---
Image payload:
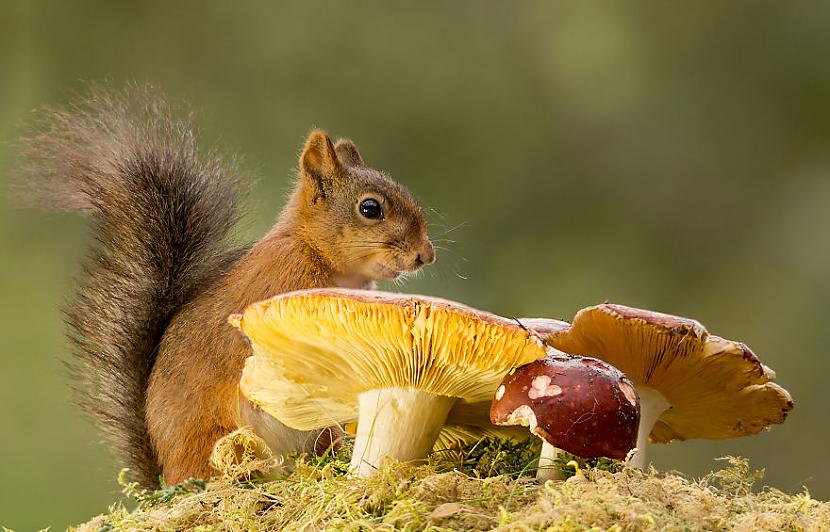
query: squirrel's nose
416 241 436 266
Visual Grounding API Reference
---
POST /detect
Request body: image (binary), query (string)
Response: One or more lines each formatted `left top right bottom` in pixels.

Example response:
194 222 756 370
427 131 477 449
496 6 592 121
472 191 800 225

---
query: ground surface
73 432 828 531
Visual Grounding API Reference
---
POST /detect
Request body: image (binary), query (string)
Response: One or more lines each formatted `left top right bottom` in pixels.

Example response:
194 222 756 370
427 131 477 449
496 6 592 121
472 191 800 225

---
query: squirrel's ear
300 130 340 196
334 138 364 168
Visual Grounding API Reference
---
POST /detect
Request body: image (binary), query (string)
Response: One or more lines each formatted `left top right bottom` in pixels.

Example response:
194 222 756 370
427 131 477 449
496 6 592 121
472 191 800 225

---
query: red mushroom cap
490 355 640 459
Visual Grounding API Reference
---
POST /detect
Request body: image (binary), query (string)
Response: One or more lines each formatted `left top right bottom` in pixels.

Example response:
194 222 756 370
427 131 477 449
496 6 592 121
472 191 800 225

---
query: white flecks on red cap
618 380 637 407
528 375 563 400
506 404 538 431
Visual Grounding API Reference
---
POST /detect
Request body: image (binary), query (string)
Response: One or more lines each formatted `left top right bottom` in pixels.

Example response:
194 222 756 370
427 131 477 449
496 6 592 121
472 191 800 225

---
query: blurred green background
2 1 829 529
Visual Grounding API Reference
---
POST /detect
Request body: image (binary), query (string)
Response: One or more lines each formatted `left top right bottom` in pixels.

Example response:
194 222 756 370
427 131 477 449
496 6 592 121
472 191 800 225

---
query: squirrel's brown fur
18 86 435 487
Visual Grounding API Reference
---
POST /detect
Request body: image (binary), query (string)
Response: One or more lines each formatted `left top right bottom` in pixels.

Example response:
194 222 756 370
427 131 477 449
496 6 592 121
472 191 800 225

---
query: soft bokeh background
2 1 829 529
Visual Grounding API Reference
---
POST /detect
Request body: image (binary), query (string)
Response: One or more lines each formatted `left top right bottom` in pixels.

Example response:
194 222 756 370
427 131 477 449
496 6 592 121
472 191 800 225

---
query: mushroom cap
234 288 549 431
490 355 640 459
530 304 794 443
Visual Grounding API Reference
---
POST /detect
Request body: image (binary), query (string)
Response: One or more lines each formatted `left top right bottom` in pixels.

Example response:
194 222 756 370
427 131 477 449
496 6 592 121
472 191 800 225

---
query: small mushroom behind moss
233 288 549 478
527 304 794 469
490 354 640 482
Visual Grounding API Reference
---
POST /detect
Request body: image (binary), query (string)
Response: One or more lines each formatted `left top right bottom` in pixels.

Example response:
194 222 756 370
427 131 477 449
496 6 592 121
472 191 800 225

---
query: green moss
72 432 829 531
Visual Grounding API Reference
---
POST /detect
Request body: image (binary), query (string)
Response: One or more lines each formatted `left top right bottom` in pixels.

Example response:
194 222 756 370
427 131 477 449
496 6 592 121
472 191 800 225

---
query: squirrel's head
292 129 435 284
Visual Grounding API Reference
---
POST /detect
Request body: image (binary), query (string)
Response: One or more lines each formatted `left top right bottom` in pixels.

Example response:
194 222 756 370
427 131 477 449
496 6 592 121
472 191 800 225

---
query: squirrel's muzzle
415 240 436 267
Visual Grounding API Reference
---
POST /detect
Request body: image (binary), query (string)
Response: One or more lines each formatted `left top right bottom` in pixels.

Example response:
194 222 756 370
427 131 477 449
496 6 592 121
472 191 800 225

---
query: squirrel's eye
359 198 383 220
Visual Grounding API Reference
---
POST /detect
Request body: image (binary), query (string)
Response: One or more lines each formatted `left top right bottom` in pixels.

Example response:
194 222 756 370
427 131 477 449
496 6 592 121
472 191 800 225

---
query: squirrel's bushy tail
17 86 244 487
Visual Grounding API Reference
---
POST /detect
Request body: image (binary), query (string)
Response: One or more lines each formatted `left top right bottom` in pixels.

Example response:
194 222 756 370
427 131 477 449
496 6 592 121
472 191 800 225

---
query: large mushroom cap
234 288 549 431
530 304 793 443
490 355 640 459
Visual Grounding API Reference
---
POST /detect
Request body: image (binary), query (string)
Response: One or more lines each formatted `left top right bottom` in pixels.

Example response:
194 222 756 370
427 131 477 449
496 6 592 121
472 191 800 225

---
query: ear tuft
334 138 365 167
300 129 339 184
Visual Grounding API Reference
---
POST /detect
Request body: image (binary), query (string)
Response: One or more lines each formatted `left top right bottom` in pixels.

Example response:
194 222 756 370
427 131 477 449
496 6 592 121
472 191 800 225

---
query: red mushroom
490 354 640 481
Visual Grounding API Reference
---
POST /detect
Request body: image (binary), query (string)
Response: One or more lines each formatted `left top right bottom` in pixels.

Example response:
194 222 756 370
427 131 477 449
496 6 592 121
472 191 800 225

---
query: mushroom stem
350 388 455 478
628 385 670 469
536 441 567 482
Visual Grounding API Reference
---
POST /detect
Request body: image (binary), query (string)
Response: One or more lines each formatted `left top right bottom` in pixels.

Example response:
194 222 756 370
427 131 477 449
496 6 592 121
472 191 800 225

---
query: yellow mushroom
231 288 549 477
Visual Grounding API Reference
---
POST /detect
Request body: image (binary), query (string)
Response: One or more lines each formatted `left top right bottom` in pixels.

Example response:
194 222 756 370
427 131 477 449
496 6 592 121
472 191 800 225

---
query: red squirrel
19 87 435 487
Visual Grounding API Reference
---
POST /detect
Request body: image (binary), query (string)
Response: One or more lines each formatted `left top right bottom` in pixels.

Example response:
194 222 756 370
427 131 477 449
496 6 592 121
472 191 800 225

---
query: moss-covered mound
74 431 828 531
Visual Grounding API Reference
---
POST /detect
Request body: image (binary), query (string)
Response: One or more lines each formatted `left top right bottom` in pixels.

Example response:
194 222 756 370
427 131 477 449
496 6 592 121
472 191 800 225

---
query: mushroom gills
629 385 671 469
351 388 455 478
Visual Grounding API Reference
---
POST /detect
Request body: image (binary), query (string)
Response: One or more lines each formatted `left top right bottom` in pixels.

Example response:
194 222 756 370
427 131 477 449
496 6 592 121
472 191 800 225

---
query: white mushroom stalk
628 386 671 469
350 388 455 477
537 441 566 482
